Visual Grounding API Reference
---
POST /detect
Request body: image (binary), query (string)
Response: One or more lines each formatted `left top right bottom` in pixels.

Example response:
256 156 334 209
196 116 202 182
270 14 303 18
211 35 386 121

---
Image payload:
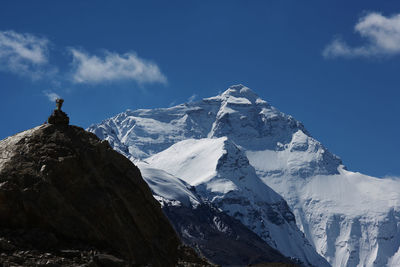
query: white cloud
187 94 197 103
69 48 167 84
0 30 54 78
43 90 60 102
323 12 400 58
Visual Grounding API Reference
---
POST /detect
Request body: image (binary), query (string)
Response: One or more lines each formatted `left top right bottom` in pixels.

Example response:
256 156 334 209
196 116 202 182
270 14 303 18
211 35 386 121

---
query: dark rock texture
163 203 298 266
0 124 202 266
248 263 299 267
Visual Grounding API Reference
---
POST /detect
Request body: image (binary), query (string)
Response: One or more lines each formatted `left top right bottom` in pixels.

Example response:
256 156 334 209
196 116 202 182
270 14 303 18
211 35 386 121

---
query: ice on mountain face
247 130 342 178
88 84 400 267
137 158 297 266
137 162 200 208
88 84 341 177
258 166 400 267
206 86 342 177
88 104 218 160
147 137 330 267
146 138 224 186
252 159 400 267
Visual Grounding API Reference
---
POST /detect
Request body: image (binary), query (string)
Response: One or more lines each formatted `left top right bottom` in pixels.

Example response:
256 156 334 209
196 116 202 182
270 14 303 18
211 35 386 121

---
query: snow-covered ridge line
88 84 400 267
145 136 329 266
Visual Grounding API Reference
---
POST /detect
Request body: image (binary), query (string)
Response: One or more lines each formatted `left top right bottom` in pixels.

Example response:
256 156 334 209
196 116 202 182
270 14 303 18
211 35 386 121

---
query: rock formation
164 203 297 266
47 98 70 125
0 117 208 265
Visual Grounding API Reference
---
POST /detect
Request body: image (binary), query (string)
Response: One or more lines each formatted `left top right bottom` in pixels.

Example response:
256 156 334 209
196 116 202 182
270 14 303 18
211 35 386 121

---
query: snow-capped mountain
145 137 328 266
88 84 400 267
137 162 295 266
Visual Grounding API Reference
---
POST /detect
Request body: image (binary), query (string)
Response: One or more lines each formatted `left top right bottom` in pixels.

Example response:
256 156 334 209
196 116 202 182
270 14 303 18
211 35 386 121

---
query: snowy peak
246 129 342 178
87 84 400 267
206 85 307 151
145 137 330 266
146 137 282 203
207 84 261 105
88 85 342 177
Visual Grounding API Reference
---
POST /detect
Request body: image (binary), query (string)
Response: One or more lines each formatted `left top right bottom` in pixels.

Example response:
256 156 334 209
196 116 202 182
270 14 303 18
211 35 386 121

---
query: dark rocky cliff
0 123 206 266
163 203 297 266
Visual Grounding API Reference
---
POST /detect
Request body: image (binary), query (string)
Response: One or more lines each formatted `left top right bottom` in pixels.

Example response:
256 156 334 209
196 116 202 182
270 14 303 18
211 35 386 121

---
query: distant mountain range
89 84 400 267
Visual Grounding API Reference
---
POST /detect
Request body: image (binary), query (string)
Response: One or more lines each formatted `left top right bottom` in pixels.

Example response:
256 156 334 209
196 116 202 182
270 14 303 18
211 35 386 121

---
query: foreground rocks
0 124 208 266
0 228 210 267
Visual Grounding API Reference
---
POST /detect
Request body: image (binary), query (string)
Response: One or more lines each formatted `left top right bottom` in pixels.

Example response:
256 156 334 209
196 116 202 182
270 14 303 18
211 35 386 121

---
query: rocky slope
89 84 400 267
139 162 296 266
0 122 209 266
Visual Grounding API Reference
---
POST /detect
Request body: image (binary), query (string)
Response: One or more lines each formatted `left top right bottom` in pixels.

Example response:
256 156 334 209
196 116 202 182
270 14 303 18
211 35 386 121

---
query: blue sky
0 0 399 177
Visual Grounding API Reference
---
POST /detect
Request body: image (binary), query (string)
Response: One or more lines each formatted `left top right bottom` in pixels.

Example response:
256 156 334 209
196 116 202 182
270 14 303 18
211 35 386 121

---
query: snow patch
138 162 200 208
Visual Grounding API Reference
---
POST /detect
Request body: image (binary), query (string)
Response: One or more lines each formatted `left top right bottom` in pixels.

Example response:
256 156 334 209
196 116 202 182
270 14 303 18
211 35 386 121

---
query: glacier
88 84 400 267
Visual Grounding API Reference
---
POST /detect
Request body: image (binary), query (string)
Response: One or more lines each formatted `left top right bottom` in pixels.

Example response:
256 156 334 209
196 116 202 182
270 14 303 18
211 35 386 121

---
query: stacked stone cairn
48 98 69 125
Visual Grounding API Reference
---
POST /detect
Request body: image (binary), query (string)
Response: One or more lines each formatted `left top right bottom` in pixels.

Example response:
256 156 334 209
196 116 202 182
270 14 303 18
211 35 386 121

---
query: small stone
40 165 47 172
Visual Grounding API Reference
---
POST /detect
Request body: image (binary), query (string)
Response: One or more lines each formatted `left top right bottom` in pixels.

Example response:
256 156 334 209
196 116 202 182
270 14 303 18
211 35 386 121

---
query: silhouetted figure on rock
48 98 69 125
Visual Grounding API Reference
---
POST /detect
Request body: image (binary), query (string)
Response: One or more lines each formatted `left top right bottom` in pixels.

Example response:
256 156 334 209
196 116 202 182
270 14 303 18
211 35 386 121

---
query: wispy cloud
0 30 55 79
43 90 60 102
0 30 167 89
323 12 400 58
187 94 197 103
69 48 167 85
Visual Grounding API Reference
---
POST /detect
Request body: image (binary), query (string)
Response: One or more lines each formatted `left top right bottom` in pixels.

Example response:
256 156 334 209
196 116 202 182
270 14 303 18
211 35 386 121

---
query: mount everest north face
89 84 400 267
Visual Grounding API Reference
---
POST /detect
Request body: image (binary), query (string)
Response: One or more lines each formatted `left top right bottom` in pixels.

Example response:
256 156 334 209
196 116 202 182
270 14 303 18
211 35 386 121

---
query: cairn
47 98 69 125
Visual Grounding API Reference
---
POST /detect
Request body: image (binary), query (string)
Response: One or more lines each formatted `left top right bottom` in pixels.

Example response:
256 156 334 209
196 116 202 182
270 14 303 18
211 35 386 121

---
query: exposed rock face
138 162 298 266
0 124 184 266
164 203 297 266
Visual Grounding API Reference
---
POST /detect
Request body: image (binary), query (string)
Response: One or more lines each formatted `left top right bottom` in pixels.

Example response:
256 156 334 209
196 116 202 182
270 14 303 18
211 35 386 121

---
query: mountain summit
90 84 342 177
89 85 400 267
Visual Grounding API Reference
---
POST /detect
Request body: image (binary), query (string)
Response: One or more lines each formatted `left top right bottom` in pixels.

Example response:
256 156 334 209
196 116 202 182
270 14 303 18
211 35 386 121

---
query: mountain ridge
138 161 298 266
89 84 400 267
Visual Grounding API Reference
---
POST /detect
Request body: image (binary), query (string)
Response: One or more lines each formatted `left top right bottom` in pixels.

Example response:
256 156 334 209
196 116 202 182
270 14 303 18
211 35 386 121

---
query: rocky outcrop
0 123 197 266
163 203 297 266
